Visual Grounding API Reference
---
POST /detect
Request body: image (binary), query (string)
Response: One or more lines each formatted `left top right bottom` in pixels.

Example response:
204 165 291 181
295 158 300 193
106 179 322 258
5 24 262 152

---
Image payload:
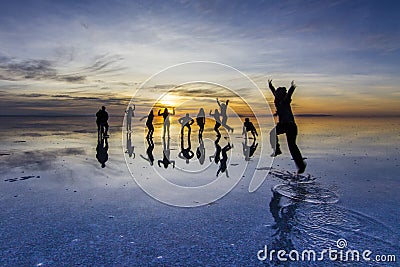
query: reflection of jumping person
140 110 154 139
196 108 206 138
217 98 233 133
158 136 175 168
268 79 306 174
217 143 233 177
243 118 258 140
158 107 175 138
96 106 109 138
96 136 109 168
125 105 135 131
209 109 222 137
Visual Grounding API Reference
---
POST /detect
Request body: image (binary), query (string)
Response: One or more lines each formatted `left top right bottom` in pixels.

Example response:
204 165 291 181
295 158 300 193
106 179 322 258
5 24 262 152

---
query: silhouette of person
209 135 222 164
267 191 297 262
243 118 258 140
217 142 233 177
178 131 194 164
268 79 306 174
96 135 109 168
209 109 222 137
96 106 109 138
158 136 175 168
140 136 154 166
140 110 154 139
178 113 194 137
158 107 175 138
217 98 234 133
126 132 135 158
125 105 135 132
242 137 258 161
196 108 206 137
196 135 206 165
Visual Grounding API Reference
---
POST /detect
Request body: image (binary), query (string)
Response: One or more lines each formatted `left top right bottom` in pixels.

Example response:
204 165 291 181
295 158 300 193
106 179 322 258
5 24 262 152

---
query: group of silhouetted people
95 79 307 174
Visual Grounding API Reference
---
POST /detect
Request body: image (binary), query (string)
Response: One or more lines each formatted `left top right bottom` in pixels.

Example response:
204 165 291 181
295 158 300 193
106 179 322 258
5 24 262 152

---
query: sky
0 0 399 116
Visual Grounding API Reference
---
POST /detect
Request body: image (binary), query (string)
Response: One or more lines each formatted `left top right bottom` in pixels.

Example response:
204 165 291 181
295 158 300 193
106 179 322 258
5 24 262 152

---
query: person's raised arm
287 80 296 99
216 98 221 107
178 117 183 124
158 109 162 116
140 115 147 121
268 79 276 95
209 110 213 116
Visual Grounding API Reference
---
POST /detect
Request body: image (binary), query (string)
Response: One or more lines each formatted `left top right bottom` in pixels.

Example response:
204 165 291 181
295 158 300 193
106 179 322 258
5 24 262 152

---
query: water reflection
158 137 175 168
125 132 135 158
140 137 154 166
242 137 258 161
96 135 109 168
196 135 206 165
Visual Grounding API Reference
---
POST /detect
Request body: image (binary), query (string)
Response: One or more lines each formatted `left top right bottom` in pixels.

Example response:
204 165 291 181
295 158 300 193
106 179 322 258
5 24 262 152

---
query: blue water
0 116 399 266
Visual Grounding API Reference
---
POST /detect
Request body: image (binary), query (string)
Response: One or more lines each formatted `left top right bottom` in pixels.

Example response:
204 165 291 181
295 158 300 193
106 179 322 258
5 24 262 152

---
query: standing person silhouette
209 109 222 137
196 108 206 138
216 98 233 133
178 113 194 137
125 105 135 132
158 107 175 138
268 79 306 174
96 106 109 138
140 110 154 139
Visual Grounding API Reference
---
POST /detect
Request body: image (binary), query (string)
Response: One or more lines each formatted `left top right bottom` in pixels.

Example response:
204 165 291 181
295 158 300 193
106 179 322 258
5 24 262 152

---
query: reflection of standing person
140 110 154 139
126 132 135 158
178 134 194 164
209 109 221 137
217 98 233 133
96 136 109 168
158 107 175 138
125 105 135 131
243 118 258 140
158 136 175 168
140 136 154 166
196 108 206 137
209 135 222 164
96 106 109 138
196 135 205 165
268 79 306 174
217 143 233 177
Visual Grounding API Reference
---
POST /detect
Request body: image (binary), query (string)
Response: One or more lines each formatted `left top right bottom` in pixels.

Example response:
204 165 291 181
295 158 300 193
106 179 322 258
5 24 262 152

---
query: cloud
0 57 85 82
0 54 124 83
